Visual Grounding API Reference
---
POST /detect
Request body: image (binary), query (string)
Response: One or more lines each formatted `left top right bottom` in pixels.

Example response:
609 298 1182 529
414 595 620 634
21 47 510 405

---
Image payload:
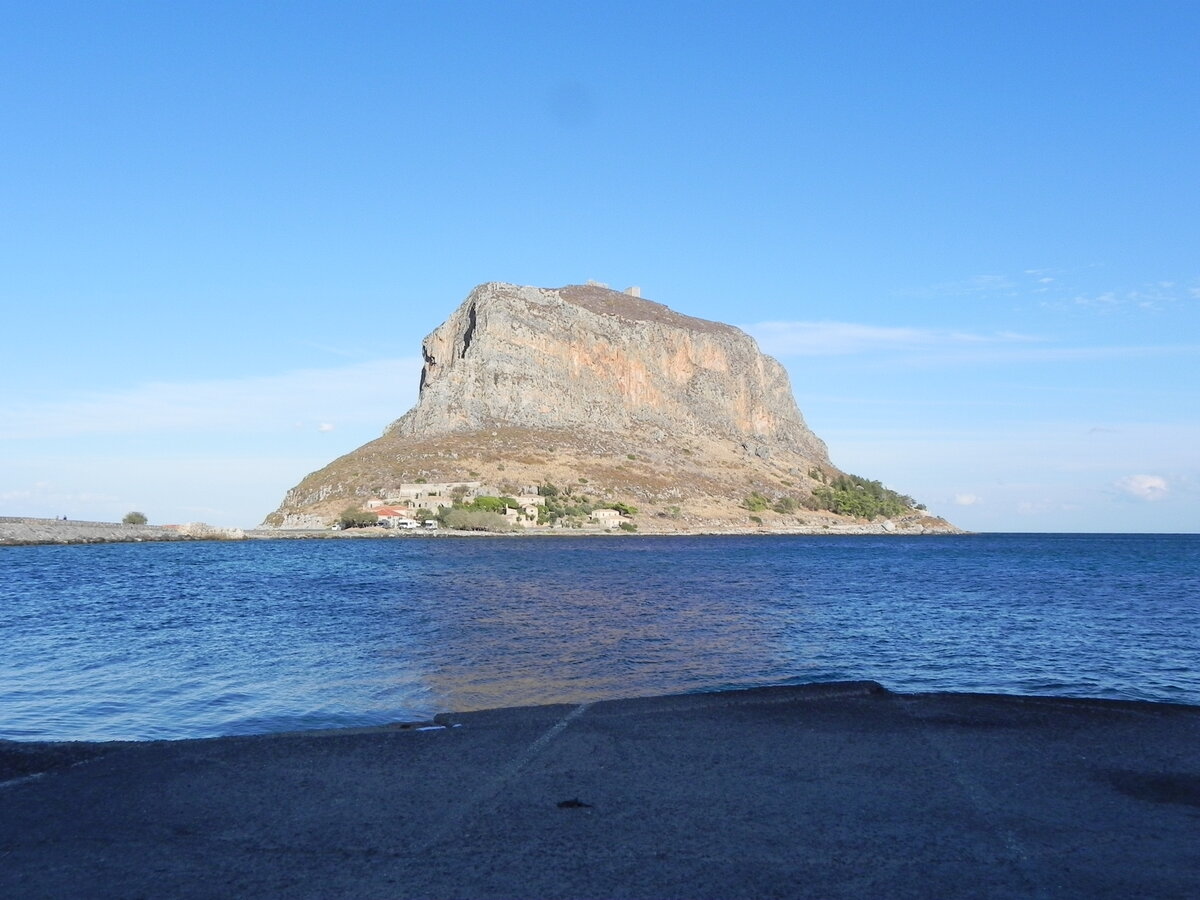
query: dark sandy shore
2 681 1198 899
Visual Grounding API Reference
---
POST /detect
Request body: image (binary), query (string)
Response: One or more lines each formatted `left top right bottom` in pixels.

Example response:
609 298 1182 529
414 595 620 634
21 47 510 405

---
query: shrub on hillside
809 474 916 520
441 508 514 532
742 492 769 512
772 496 798 514
469 495 519 513
338 507 379 528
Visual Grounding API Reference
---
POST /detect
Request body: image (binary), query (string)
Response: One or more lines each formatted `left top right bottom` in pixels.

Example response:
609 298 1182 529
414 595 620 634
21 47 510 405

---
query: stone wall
0 518 242 546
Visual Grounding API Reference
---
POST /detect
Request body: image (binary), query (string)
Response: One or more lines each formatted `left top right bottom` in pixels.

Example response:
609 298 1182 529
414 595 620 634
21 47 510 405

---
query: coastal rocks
0 517 245 546
173 522 246 540
0 517 178 546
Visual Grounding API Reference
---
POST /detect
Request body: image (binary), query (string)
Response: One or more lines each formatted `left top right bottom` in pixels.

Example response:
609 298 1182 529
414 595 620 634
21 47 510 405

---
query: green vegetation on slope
338 507 379 528
435 494 520 531
742 470 924 522
534 483 637 527
808 471 921 519
439 508 514 531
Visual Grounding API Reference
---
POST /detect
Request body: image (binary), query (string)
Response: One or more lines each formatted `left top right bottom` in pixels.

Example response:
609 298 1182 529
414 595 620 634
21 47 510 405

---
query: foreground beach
2 682 1197 899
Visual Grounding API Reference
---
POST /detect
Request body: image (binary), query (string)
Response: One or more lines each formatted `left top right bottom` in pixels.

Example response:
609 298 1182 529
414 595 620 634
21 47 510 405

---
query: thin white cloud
1115 474 1169 501
917 343 1200 366
1 358 423 440
1056 278 1200 312
317 423 336 433
805 421 1199 532
953 493 980 506
1073 292 1120 308
901 274 1018 298
906 267 1200 312
743 321 1042 357
747 319 1199 364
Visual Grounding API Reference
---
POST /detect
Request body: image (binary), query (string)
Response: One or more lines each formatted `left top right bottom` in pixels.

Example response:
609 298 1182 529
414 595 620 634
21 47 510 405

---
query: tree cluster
743 471 923 521
433 495 521 531
439 508 514 531
808 473 918 520
337 507 380 529
535 483 636 527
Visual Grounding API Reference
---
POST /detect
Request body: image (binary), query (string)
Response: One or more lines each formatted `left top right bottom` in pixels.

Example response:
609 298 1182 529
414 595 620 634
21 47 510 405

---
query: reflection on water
1 534 1198 740
416 564 800 713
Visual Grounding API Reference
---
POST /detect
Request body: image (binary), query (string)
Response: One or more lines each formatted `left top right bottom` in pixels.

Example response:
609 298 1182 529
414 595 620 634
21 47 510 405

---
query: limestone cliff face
388 282 830 464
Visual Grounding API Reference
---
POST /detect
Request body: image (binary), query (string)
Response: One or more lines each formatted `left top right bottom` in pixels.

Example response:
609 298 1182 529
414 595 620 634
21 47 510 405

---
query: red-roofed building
373 506 418 528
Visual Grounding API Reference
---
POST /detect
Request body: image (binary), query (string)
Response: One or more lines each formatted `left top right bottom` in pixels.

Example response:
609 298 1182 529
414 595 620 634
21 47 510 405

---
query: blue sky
2 1 1197 531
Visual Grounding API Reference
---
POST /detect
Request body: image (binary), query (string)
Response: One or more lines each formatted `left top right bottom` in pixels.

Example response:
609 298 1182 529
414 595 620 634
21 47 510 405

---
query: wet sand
2 681 1198 899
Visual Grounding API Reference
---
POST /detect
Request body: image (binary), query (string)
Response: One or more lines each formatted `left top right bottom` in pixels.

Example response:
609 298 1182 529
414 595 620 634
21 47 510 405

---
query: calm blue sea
1 533 1197 742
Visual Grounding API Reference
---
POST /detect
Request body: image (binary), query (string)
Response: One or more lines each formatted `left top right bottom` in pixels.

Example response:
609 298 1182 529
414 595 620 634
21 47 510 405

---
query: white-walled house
590 508 622 527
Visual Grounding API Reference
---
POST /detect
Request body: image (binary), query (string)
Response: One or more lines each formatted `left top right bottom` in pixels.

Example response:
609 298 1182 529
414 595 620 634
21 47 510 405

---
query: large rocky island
263 282 956 534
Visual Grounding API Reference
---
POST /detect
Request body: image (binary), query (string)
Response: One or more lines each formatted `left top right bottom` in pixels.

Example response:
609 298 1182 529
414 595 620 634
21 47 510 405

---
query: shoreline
2 681 1198 751
3 681 1198 898
0 516 243 547
1 515 965 547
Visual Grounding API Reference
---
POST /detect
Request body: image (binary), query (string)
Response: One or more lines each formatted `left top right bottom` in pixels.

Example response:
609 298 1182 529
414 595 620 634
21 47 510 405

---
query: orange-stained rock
388 282 829 464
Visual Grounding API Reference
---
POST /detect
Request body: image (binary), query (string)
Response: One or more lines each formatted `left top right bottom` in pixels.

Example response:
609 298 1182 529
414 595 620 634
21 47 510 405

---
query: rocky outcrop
172 522 247 540
389 282 830 464
264 283 956 533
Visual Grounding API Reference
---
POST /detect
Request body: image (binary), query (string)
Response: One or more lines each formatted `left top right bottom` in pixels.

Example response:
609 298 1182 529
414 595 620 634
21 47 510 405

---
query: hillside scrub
742 492 770 512
436 495 520 531
808 473 917 520
535 483 637 526
440 508 514 531
465 495 520 513
338 507 379 528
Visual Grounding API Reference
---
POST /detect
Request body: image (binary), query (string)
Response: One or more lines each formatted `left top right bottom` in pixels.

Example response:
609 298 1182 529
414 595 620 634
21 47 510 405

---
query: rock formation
390 283 829 462
263 282 955 533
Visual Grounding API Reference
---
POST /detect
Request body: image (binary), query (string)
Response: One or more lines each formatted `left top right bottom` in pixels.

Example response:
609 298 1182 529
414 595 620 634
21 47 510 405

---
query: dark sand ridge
2 682 1198 899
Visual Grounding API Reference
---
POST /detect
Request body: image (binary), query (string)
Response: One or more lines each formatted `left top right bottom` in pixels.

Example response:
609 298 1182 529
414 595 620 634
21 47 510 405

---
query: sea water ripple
1 533 1197 741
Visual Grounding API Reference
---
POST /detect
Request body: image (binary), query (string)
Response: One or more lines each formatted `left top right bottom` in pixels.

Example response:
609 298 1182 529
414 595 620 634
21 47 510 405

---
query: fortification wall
1 518 193 546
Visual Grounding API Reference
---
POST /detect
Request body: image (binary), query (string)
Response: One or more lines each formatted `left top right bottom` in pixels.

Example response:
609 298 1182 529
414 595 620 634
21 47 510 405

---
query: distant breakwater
1 517 966 547
0 517 243 547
